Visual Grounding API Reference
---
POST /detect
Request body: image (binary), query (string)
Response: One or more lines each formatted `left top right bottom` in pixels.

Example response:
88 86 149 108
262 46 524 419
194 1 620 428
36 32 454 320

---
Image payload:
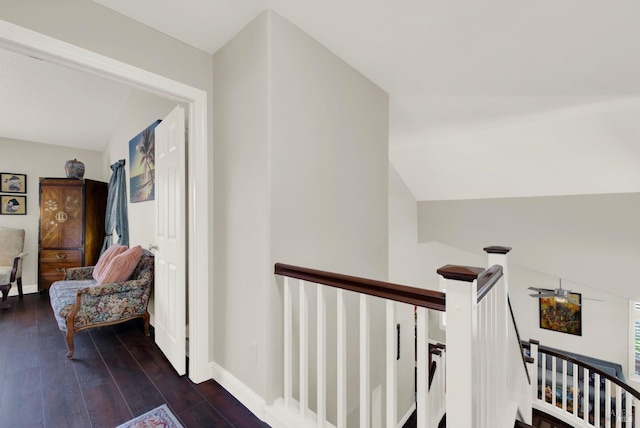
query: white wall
212 10 389 422
269 11 388 425
418 193 640 301
102 89 179 249
212 9 271 402
388 163 424 423
0 138 104 292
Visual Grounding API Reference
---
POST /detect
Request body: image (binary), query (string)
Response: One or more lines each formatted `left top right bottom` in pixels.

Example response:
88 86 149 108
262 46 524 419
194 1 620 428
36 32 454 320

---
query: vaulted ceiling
2 1 640 201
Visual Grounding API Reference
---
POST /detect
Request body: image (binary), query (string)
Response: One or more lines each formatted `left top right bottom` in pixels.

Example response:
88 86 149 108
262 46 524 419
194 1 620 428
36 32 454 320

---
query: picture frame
0 195 27 215
129 119 161 203
539 291 582 336
0 172 27 194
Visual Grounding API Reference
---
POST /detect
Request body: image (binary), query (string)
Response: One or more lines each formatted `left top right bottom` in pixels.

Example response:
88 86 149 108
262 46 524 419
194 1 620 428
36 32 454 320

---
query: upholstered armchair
49 248 154 358
0 226 27 310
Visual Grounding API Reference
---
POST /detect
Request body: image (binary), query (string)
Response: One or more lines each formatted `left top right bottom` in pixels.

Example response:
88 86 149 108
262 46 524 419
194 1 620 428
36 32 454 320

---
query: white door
153 105 187 375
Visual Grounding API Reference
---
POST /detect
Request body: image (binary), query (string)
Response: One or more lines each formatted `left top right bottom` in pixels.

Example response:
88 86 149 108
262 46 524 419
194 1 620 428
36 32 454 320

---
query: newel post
484 246 511 412
484 246 511 284
437 264 484 428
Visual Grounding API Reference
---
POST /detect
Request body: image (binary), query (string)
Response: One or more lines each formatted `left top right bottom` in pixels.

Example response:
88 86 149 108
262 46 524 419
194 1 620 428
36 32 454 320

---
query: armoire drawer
39 249 82 265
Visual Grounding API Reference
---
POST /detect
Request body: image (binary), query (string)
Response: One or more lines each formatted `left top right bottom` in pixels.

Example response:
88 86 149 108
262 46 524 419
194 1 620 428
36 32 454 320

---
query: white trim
264 397 338 428
210 361 266 420
8 284 37 296
0 18 210 383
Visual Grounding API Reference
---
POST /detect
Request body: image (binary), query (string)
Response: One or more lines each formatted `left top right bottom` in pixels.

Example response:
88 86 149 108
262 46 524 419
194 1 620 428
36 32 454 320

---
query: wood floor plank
81 381 133 428
3 293 271 428
0 366 44 427
100 346 165 416
176 401 234 428
148 369 206 414
40 359 91 428
192 379 266 428
89 325 125 353
5 325 40 375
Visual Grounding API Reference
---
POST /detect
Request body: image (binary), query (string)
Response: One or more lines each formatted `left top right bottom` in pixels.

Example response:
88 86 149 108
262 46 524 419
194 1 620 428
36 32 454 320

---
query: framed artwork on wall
0 195 27 215
0 172 27 194
129 119 161 203
539 292 582 336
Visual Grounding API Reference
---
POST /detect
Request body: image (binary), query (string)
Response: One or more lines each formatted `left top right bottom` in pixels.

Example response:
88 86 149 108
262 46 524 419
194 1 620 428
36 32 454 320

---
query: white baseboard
7 283 38 296
209 361 266 420
264 398 337 428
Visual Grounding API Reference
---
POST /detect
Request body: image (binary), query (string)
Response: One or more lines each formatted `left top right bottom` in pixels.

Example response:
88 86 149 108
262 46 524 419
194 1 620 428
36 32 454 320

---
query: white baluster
284 277 292 409
605 379 611 428
360 294 370 428
337 289 347 428
572 363 578 417
385 300 397 428
416 306 428 428
615 386 622 428
625 392 632 428
562 359 568 411
552 357 557 408
541 352 547 405
529 341 539 405
300 281 308 419
583 368 590 424
595 373 601 426
317 284 326 427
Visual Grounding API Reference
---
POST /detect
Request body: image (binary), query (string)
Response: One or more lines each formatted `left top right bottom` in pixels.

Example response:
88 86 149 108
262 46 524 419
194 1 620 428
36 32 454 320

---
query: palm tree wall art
129 119 161 203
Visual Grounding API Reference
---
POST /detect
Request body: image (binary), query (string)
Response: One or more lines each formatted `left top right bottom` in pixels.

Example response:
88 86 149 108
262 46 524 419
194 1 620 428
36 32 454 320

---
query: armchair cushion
49 279 98 330
0 226 25 266
92 244 127 280
97 245 143 285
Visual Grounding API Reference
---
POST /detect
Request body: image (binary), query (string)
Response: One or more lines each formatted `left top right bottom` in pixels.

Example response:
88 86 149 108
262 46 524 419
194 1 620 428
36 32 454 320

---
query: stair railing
272 262 446 428
270 245 531 428
528 341 640 427
437 246 532 428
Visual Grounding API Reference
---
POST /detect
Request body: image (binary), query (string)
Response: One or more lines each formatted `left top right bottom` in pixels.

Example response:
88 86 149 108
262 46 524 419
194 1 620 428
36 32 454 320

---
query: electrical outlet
249 341 257 363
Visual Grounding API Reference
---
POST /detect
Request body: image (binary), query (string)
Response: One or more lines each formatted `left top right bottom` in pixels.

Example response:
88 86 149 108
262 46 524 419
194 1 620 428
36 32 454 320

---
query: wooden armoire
38 178 108 291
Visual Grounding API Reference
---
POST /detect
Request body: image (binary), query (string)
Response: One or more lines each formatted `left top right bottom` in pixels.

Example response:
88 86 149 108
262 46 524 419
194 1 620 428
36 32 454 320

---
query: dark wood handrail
507 295 531 385
275 263 446 311
436 264 504 303
524 342 640 401
476 265 503 303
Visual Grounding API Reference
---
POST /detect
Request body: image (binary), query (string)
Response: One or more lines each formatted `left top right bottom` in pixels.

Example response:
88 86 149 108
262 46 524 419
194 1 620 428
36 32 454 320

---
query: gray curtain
101 159 129 254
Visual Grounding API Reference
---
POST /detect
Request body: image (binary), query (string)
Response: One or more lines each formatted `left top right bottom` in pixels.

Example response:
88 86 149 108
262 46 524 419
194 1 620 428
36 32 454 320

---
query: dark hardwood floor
402 405 573 427
0 292 269 428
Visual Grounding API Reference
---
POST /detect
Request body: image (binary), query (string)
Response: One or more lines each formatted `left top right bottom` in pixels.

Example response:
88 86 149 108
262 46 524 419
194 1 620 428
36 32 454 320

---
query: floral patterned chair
49 249 154 358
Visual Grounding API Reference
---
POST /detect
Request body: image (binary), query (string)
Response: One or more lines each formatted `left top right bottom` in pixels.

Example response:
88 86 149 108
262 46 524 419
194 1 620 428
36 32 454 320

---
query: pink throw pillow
97 245 143 286
92 245 128 280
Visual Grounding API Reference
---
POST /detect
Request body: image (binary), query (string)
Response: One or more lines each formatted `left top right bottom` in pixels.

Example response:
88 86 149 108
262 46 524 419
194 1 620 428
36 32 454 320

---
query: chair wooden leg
143 311 150 336
0 283 10 310
17 278 23 298
65 316 76 358
66 330 75 359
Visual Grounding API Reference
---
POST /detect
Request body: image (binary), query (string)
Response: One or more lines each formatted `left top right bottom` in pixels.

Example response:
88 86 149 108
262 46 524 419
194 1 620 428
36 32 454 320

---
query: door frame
0 19 211 383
